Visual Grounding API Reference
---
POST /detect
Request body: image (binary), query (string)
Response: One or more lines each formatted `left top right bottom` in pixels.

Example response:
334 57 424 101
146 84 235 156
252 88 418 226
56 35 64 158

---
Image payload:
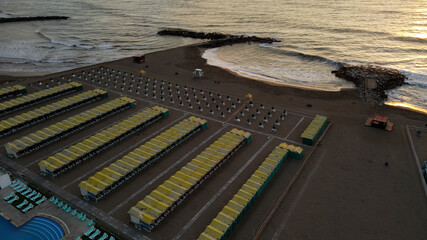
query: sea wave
259 44 345 66
35 29 114 50
392 35 427 44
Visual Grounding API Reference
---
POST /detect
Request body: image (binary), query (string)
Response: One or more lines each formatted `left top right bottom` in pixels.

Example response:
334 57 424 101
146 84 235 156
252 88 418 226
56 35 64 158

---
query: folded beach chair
109 236 115 240
50 196 56 202
72 209 77 216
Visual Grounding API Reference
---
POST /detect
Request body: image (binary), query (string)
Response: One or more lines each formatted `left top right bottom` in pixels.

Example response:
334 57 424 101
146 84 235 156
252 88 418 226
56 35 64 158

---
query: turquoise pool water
0 215 65 240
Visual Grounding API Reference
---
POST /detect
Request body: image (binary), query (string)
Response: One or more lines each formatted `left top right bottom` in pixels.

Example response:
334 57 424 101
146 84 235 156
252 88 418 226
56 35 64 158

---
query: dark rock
0 16 69 23
333 65 407 105
157 29 280 48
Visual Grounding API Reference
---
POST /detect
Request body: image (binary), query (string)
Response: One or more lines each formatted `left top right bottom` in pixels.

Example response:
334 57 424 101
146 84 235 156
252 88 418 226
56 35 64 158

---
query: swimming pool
0 215 65 240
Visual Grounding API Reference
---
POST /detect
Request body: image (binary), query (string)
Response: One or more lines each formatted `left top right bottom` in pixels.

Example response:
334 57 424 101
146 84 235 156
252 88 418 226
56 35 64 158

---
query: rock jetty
157 29 280 48
332 65 407 104
0 16 69 23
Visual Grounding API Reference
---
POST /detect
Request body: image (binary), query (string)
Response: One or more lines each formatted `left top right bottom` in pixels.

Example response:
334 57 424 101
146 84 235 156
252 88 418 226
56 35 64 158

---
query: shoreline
200 49 354 93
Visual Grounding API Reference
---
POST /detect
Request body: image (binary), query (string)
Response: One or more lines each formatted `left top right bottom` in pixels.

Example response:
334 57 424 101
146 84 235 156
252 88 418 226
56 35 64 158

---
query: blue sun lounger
22 203 33 213
3 192 14 201
22 188 32 196
17 200 28 209
89 229 100 240
26 190 37 198
36 196 46 205
12 182 23 190
10 180 20 188
109 236 115 240
15 184 26 192
84 226 95 236
31 192 41 201
8 195 19 204
98 233 108 240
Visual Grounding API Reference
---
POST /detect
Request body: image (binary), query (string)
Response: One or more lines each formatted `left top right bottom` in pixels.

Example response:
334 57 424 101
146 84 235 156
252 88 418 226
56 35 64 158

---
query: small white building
0 172 12 189
193 69 204 78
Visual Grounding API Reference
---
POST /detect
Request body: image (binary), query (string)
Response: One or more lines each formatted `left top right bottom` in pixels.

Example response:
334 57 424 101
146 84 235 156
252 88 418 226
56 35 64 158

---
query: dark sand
0 44 426 240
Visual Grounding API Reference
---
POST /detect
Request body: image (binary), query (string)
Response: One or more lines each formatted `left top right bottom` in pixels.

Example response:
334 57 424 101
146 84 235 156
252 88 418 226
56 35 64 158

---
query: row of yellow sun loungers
128 128 252 232
5 97 135 158
0 89 108 138
0 82 82 117
0 85 27 100
197 142 298 240
79 116 208 201
38 105 169 178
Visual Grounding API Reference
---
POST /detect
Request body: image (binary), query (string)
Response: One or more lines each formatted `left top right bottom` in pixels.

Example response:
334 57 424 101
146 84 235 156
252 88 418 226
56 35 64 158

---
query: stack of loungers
5 97 136 158
128 128 252 232
79 116 208 201
38 105 169 177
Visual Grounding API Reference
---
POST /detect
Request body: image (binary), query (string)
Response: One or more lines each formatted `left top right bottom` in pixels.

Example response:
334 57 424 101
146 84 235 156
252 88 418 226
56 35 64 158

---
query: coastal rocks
157 29 280 48
332 65 407 104
0 16 69 23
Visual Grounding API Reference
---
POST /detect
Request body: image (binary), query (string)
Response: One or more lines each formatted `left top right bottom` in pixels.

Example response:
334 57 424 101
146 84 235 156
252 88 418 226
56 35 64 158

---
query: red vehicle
365 113 393 131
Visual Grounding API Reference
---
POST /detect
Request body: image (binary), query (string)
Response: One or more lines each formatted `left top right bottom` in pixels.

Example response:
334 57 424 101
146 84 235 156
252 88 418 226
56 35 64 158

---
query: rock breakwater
157 29 280 48
0 16 69 23
332 65 407 104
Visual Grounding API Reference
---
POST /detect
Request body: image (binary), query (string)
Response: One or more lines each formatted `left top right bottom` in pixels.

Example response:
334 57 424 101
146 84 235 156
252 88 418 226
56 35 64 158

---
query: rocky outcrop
157 29 280 47
332 65 407 104
0 16 69 23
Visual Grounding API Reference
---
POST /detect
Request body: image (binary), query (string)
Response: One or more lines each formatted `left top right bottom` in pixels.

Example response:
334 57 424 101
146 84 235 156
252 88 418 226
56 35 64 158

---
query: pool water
0 216 65 240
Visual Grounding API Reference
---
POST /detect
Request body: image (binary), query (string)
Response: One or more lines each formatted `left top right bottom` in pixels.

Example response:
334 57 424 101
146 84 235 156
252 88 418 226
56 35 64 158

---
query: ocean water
0 0 426 112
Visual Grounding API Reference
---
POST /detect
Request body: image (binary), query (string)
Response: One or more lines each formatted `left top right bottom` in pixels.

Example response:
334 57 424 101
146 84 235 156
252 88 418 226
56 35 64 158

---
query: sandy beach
0 44 426 240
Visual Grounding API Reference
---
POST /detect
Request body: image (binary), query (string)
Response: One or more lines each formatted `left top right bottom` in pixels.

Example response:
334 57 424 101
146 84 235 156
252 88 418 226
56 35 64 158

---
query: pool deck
0 186 87 239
